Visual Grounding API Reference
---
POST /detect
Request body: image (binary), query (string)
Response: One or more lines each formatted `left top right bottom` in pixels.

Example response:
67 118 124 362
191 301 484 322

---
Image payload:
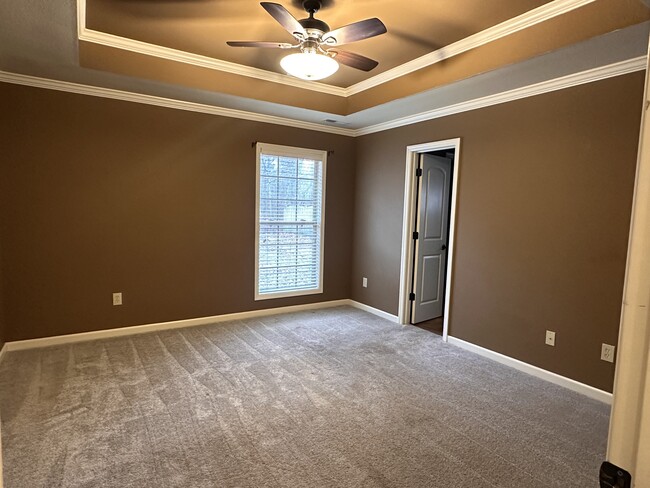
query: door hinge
409 292 416 301
413 231 419 240
415 168 423 177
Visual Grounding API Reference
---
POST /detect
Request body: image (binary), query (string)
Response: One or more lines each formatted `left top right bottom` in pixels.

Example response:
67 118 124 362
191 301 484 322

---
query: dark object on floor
599 461 632 487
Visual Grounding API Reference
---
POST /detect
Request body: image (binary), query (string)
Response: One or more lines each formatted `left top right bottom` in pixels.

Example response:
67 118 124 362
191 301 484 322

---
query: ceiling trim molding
0 57 644 138
78 29 349 97
76 0 596 97
76 0 347 97
355 56 647 136
0 71 355 136
345 0 597 95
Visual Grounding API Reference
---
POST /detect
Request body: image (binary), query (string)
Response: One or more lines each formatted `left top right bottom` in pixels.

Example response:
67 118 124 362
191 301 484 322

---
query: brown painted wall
0 83 355 342
0 73 642 392
351 73 644 392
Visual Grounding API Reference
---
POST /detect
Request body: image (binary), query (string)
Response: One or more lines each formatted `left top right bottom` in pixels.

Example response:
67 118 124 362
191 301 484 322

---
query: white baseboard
348 300 399 323
0 299 399 355
3 304 607 406
3 299 352 353
447 336 613 404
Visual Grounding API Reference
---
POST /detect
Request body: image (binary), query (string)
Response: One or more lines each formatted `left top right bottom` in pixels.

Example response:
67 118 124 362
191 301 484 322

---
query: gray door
411 154 452 324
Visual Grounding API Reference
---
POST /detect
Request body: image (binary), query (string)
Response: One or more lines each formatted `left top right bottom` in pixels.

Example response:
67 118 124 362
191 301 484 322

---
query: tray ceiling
0 0 648 133
85 0 553 88
78 0 650 116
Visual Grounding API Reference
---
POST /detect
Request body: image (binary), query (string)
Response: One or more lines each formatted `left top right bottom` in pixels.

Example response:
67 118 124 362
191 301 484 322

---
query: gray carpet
0 306 609 487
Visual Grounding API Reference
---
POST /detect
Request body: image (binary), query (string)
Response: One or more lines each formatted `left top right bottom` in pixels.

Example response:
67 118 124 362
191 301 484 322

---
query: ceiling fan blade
323 18 386 46
330 50 379 72
226 41 294 49
260 2 306 38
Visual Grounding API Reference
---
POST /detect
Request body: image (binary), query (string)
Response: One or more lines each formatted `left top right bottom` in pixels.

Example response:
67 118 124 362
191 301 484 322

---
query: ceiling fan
226 1 387 81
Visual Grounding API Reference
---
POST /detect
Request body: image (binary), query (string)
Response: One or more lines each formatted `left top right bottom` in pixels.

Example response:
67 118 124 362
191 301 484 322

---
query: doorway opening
398 139 461 341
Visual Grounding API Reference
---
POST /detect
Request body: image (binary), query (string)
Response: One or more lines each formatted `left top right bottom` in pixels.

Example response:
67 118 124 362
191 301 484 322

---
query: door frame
398 138 461 340
606 37 650 480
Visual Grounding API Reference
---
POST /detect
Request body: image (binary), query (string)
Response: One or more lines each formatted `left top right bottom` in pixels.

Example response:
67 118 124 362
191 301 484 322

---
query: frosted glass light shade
280 52 339 81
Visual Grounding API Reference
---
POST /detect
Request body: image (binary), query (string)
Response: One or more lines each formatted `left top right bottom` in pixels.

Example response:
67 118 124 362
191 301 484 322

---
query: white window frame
255 142 327 300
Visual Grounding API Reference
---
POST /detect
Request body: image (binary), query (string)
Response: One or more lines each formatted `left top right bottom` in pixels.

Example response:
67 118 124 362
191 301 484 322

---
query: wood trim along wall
1 300 350 352
347 300 399 323
355 56 646 135
0 56 645 138
0 298 607 403
0 300 394 352
0 72 354 136
448 336 613 403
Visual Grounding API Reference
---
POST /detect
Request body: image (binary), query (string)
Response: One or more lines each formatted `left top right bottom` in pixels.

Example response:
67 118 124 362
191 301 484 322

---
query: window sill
255 287 323 301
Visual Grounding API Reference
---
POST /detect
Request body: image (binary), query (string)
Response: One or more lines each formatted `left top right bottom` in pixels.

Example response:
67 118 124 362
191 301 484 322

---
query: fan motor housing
302 0 322 13
299 17 329 33
300 0 329 33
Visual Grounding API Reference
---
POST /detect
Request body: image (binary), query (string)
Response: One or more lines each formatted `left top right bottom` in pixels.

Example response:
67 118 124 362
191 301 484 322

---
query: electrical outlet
601 344 615 363
112 292 123 306
362 277 368 288
545 330 556 346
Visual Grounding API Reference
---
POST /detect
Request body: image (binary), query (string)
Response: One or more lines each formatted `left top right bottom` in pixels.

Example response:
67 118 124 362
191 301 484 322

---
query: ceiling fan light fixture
280 52 339 81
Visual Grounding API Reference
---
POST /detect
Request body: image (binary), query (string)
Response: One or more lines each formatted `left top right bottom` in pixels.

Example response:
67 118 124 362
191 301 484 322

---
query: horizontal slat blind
258 150 324 296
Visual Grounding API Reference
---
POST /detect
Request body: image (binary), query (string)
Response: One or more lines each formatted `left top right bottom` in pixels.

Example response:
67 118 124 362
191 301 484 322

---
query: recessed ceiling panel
85 0 552 88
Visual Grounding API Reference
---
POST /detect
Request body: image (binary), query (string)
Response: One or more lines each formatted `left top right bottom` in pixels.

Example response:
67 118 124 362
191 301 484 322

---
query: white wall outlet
362 277 368 288
545 330 556 346
112 292 123 306
601 344 616 363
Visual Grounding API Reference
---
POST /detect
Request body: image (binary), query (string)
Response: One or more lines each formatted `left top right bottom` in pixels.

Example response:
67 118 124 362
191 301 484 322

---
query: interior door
411 153 452 324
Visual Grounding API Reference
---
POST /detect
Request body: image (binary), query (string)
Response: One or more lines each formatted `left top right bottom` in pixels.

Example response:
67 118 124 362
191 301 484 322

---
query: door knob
441 244 447 250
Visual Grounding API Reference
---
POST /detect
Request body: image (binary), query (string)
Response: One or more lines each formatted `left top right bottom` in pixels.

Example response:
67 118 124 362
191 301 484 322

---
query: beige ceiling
79 0 650 115
86 0 553 87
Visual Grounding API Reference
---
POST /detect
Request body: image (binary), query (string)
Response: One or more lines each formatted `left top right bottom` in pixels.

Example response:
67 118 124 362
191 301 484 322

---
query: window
255 143 326 300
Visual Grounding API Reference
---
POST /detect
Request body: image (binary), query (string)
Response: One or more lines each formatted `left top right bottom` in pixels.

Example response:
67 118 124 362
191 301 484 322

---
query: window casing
255 143 326 300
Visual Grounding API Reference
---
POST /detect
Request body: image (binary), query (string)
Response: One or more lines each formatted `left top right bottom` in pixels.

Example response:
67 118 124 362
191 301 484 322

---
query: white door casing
606 36 650 486
398 138 461 340
411 154 452 323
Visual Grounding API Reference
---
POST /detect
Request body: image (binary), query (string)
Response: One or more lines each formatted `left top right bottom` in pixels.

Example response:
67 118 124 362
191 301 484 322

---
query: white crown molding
355 56 647 136
345 0 597 95
0 71 356 136
77 0 596 97
0 56 644 137
76 0 346 97
447 336 613 404
79 29 349 98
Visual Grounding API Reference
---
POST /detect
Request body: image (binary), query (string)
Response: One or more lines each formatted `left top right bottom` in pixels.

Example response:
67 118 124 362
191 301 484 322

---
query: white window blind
255 143 326 299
